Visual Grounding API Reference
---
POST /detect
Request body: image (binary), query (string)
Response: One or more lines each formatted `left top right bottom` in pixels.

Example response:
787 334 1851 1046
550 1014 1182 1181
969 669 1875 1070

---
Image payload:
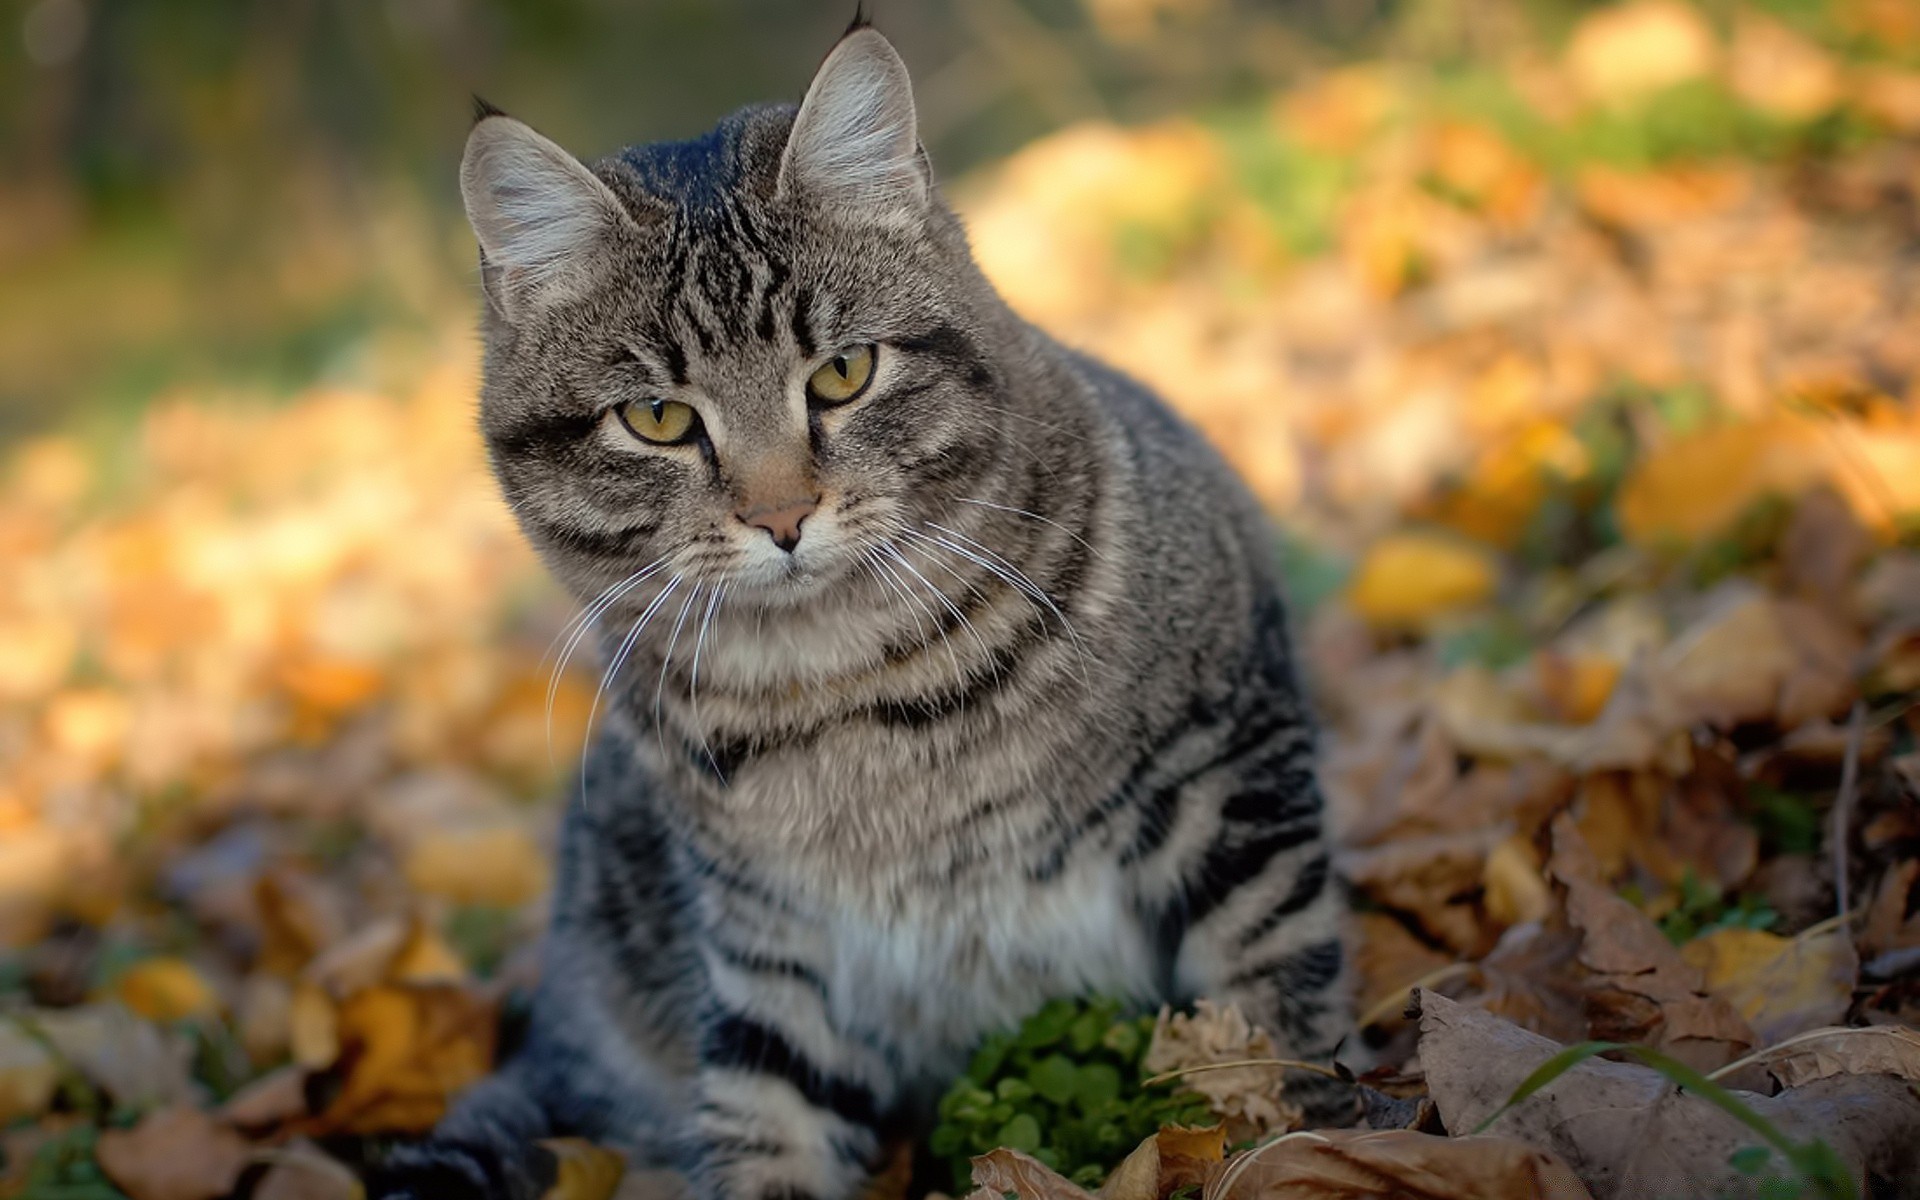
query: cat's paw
363 1139 556 1200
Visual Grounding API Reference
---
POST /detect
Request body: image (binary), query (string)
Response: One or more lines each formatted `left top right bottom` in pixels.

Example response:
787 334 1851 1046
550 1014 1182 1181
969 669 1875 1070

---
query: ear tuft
460 117 635 321
471 95 507 125
778 27 928 224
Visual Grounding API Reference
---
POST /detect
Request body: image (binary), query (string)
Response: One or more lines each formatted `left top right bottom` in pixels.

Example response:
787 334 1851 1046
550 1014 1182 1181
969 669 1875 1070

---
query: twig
1142 1057 1347 1087
1830 700 1866 921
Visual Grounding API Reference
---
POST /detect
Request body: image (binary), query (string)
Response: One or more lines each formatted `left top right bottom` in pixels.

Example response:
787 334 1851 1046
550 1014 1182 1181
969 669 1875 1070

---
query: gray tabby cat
370 20 1348 1200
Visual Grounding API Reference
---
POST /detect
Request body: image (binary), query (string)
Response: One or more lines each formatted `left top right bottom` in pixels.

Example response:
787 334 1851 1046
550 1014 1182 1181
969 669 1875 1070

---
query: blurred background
4 1 1920 1196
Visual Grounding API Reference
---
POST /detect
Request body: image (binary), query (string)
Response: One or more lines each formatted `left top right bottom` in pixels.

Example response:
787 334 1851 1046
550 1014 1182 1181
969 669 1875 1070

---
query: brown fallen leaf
967 1147 1094 1199
1099 1125 1225 1200
27 1003 198 1110
1415 990 1920 1199
222 1063 315 1132
1143 1002 1302 1143
1473 921 1589 1045
1548 815 1755 1068
1201 1128 1592 1200
95 1105 250 1200
252 1141 366 1200
1715 1025 1920 1092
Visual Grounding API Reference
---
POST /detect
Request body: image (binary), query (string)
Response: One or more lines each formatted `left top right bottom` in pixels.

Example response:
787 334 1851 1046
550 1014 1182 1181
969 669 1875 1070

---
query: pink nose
737 498 818 553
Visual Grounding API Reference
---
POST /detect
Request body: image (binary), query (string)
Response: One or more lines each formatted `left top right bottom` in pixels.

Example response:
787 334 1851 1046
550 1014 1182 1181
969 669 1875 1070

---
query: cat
369 18 1349 1200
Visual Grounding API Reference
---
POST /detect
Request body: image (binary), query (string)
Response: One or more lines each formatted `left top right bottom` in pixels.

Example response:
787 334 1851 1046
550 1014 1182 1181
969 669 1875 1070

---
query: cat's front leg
1156 773 1356 1125
686 943 896 1200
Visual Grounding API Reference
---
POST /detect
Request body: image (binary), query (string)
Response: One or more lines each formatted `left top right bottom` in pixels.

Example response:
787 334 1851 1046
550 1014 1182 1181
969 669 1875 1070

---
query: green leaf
996 1113 1043 1155
1073 1062 1122 1113
1732 1145 1774 1175
1028 1054 1079 1106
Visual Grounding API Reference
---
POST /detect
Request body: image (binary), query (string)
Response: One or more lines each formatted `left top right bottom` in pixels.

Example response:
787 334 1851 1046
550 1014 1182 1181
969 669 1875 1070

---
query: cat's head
460 24 1013 613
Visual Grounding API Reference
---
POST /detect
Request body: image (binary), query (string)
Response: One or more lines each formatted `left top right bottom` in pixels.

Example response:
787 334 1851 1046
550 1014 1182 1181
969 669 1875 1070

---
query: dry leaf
309 983 495 1134
1679 925 1857 1044
113 957 222 1023
95 1105 250 1200
1345 533 1497 628
539 1138 627 1200
28 1003 198 1110
1416 990 1920 1200
1202 1129 1592 1200
403 824 549 907
1564 0 1716 106
1143 1002 1302 1143
1731 1025 1920 1091
1548 815 1755 1069
967 1147 1095 1199
1099 1125 1225 1200
222 1063 315 1131
0 1019 59 1125
252 1140 367 1200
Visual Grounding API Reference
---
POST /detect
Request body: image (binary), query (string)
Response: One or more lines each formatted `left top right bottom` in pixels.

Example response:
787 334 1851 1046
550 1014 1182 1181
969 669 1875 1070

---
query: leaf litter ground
6 2 1920 1197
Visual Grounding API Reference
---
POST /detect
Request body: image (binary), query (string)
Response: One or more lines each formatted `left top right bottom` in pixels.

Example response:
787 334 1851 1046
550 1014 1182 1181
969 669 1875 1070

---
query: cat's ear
778 26 930 224
460 113 639 321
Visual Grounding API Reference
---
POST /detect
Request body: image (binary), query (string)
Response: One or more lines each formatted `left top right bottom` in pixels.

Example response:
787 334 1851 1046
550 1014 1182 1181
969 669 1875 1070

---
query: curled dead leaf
1712 1025 1920 1092
1202 1128 1592 1200
1143 1002 1303 1142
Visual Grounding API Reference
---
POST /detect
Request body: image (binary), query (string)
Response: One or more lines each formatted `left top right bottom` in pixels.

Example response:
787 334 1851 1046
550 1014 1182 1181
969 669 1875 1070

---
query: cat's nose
737 496 818 553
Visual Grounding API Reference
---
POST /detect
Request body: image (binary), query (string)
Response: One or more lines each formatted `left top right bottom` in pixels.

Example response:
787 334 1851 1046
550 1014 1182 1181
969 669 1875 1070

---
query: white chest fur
821 859 1158 1076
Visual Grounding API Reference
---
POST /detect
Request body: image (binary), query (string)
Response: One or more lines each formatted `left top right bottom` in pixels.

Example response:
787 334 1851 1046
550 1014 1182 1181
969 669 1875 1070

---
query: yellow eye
616 398 700 445
806 344 876 406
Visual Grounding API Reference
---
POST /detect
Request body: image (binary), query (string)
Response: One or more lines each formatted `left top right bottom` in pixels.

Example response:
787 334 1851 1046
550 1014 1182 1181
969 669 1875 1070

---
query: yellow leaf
1535 652 1621 725
390 923 469 985
538 1139 627 1200
114 958 221 1023
1614 419 1821 546
1347 534 1497 628
313 984 496 1135
290 981 340 1070
1564 0 1717 107
1730 14 1842 120
404 826 549 907
1680 925 1857 1044
1483 836 1554 928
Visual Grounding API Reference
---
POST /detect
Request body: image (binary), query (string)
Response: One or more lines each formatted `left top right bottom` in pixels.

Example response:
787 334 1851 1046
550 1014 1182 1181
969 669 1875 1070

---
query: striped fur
373 24 1349 1200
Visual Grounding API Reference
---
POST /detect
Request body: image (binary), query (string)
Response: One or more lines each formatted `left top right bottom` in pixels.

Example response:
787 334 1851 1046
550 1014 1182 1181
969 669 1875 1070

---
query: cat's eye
615 397 700 445
806 345 876 406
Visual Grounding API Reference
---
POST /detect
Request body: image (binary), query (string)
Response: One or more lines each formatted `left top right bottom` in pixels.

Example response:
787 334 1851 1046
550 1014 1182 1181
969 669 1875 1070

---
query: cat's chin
725 557 855 609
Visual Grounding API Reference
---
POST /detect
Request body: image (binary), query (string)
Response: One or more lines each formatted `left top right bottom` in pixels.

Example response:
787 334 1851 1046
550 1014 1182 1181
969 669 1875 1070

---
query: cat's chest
819 860 1161 1073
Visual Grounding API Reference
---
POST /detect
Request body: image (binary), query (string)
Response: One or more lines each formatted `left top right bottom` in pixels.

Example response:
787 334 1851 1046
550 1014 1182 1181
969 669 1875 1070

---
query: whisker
654 582 703 763
866 542 965 696
545 557 668 761
880 536 996 686
579 573 682 813
687 583 729 783
919 521 1097 687
954 496 1107 563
